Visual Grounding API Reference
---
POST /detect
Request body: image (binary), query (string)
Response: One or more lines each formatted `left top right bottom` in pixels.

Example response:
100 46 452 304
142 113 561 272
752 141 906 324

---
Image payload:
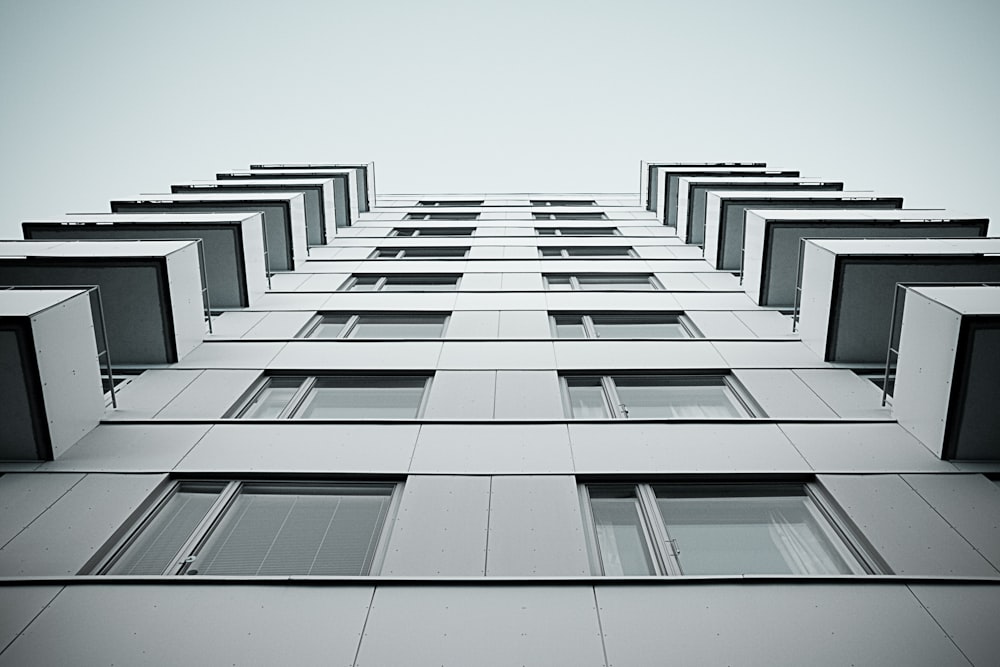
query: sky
1 0 998 236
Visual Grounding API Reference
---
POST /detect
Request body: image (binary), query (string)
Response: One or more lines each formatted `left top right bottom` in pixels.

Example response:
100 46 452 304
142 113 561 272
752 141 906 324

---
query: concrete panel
712 341 828 368
569 423 809 473
322 291 458 312
486 476 590 576
381 475 490 576
0 586 62 652
457 273 502 291
500 272 543 290
903 474 1000 571
494 370 565 418
545 291 682 311
733 310 796 338
298 274 354 291
554 341 727 369
177 424 419 473
910 583 1000 667
454 292 548 310
243 311 316 338
438 342 556 369
104 370 201 420
783 424 956 473
251 292 332 310
173 342 286 369
692 271 741 290
422 371 497 419
155 369 261 419
355 586 604 667
732 369 836 418
498 310 551 338
268 341 442 370
793 369 891 418
410 424 574 474
0 473 166 575
686 311 754 338
0 584 373 667
820 474 997 576
39 424 211 472
596 584 967 667
673 292 757 310
446 311 499 338
205 310 266 338
0 473 84 547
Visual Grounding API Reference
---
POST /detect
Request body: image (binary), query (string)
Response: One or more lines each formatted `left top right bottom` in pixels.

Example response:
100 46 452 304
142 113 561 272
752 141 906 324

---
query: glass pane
613 376 746 418
590 493 656 576
565 247 631 257
349 315 446 339
108 483 225 575
591 315 689 339
347 276 380 291
536 228 557 236
565 378 610 418
307 315 350 339
294 376 427 418
544 275 573 290
655 487 855 575
393 229 417 236
418 228 474 236
381 277 457 291
552 315 587 339
577 275 653 290
540 248 564 257
403 247 468 259
240 377 306 418
194 485 393 576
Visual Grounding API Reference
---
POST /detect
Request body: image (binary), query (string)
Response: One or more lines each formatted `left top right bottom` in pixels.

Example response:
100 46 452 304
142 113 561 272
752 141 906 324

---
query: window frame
298 312 451 339
530 199 596 207
536 227 620 236
91 479 402 576
404 212 480 221
341 275 462 291
390 228 475 237
580 481 884 577
539 246 636 259
371 247 470 260
543 274 663 291
417 200 484 207
560 373 759 419
549 312 698 339
532 212 608 221
229 374 434 419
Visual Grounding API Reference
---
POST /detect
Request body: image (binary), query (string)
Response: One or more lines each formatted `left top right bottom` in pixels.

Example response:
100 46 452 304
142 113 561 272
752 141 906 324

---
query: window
551 313 694 339
530 199 596 206
341 275 460 291
404 212 479 221
391 228 474 237
418 200 484 207
232 375 431 419
300 313 449 339
561 374 754 418
543 274 661 291
539 247 635 258
536 227 619 236
583 482 876 576
533 212 607 221
97 481 396 576
372 247 469 259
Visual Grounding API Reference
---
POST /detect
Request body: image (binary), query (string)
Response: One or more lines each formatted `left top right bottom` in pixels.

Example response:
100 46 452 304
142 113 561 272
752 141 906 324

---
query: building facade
1 162 999 665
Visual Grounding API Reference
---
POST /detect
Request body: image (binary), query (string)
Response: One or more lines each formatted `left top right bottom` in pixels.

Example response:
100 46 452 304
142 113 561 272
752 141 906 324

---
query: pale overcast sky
1 0 998 236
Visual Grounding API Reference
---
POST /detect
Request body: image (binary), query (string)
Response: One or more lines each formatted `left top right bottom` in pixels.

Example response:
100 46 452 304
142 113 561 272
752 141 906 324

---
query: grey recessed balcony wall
250 163 372 213
742 209 992 307
0 240 205 364
171 178 336 247
217 170 354 230
797 238 1000 364
22 212 268 309
676 177 844 244
893 285 1000 460
110 192 307 272
641 161 767 213
702 191 905 271
0 289 104 460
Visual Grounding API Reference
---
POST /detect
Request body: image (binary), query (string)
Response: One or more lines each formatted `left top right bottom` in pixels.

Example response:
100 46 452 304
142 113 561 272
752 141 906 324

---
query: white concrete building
0 161 998 665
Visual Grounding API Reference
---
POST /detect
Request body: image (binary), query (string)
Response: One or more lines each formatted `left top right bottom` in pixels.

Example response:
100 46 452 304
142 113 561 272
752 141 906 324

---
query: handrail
1 284 118 408
880 281 1000 406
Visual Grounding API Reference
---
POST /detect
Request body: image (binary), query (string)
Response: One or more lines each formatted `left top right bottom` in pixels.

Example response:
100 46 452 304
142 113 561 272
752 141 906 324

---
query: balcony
742 209 991 307
171 178 337 246
0 240 206 364
642 163 793 224
0 289 104 460
892 285 1000 460
702 191 905 271
110 192 307 272
22 212 267 309
796 238 1000 363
